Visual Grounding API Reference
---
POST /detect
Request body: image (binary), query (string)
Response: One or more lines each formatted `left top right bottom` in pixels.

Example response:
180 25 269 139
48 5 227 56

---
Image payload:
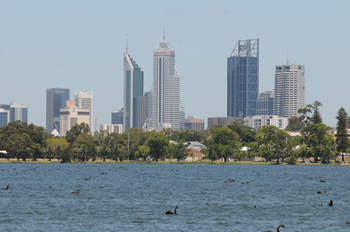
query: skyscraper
274 63 305 117
74 91 93 131
10 103 28 123
149 35 181 131
124 49 144 132
138 92 151 129
227 39 259 118
46 88 70 133
60 101 90 137
0 109 10 127
111 108 124 125
256 90 274 115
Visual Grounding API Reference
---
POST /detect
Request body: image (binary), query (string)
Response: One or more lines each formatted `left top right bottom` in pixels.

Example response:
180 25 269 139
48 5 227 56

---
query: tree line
0 101 349 164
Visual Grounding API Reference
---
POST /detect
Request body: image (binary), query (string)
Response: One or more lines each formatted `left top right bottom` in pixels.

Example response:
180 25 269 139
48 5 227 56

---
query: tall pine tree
335 107 349 162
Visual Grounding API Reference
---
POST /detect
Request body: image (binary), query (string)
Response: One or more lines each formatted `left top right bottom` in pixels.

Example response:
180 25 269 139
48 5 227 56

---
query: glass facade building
46 88 70 133
256 90 274 115
124 52 144 132
10 104 28 123
227 39 259 119
111 108 124 125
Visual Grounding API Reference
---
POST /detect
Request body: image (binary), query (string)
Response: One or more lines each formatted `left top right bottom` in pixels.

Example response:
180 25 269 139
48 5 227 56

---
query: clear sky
1 0 349 129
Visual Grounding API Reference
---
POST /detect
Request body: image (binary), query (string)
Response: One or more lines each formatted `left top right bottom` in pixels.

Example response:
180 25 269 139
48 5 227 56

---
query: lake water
0 163 349 231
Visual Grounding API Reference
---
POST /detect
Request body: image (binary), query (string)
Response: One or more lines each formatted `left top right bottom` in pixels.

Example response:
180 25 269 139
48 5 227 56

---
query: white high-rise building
74 91 93 131
274 63 305 117
148 35 181 131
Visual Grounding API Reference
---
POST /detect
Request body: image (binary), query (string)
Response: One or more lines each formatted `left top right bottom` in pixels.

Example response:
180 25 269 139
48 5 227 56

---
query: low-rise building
207 117 237 129
244 115 288 130
185 116 204 131
100 124 123 134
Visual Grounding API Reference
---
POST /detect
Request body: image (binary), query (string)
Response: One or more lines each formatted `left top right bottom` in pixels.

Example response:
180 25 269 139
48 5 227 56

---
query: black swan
317 191 326 194
3 185 9 190
164 206 178 215
328 200 333 206
266 224 285 232
71 190 80 194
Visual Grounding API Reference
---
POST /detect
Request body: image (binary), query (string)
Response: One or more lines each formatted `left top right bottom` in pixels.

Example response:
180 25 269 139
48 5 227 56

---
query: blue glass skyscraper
124 49 144 132
46 88 70 133
227 39 259 118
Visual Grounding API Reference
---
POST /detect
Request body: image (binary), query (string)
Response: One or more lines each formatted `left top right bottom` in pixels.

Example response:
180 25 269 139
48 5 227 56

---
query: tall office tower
274 63 305 117
0 109 10 127
60 101 90 137
10 103 28 123
256 90 274 115
138 92 151 129
124 49 144 132
46 88 70 133
149 35 181 131
227 39 259 119
74 91 93 131
111 108 124 125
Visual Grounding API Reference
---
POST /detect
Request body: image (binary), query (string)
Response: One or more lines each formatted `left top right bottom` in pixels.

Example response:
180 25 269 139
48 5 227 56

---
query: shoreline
0 158 349 165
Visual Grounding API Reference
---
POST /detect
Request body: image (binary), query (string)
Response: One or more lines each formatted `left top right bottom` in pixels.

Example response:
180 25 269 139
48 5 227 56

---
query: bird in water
71 190 80 194
317 191 326 194
164 205 178 215
265 224 285 232
328 200 333 206
3 185 9 190
224 178 235 183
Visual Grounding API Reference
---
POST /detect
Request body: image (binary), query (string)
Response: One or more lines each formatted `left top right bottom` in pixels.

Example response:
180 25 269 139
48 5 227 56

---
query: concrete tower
274 63 305 117
149 34 180 131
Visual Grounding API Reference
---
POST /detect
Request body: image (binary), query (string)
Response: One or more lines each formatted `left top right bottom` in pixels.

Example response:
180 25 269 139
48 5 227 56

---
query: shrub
287 155 297 165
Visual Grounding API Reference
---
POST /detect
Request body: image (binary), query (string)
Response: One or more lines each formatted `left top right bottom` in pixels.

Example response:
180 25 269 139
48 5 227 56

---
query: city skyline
1 1 350 128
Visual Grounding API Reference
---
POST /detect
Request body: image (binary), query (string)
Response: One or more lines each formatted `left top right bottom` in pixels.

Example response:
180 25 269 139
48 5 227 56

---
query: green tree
335 107 350 162
135 145 150 161
146 132 169 161
256 125 290 164
286 116 305 131
307 101 323 124
301 124 336 163
227 120 256 145
167 143 187 162
46 137 69 160
207 127 241 162
66 123 90 146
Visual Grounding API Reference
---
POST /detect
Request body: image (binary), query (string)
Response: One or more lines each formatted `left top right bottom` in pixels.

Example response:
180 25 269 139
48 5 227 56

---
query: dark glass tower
46 88 70 133
124 51 144 132
227 39 259 118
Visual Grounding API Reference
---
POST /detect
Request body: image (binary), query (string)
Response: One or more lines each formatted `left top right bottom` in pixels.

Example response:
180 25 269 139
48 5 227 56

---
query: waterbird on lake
3 185 9 190
164 206 178 215
319 178 326 182
328 200 333 206
224 178 235 183
265 224 285 232
317 191 326 194
71 190 80 194
241 181 249 184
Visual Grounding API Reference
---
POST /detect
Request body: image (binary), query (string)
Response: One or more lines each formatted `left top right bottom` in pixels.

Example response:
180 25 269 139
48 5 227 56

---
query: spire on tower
286 49 290 64
163 29 165 40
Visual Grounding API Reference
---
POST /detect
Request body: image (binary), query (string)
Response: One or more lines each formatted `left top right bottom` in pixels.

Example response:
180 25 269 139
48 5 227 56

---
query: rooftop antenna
286 49 290 64
126 34 128 52
163 29 165 40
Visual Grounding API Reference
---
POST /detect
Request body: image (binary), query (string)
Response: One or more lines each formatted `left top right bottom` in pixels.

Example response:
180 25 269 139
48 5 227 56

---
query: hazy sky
1 0 350 129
